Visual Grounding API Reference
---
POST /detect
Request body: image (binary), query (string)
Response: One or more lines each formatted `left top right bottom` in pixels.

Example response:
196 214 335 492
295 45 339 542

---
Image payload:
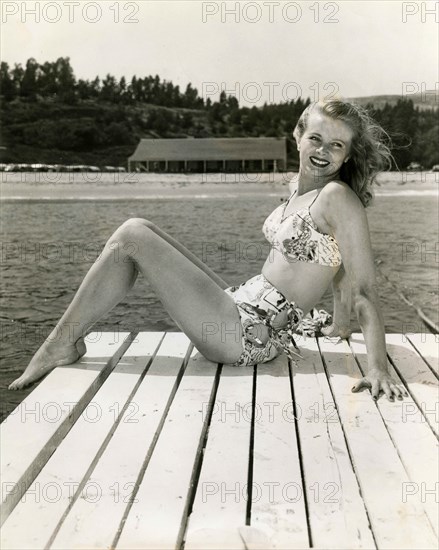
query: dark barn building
128 137 287 173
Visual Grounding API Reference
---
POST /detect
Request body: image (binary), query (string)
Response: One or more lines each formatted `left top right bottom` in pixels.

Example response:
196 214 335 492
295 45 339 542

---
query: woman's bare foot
8 337 87 390
320 323 352 339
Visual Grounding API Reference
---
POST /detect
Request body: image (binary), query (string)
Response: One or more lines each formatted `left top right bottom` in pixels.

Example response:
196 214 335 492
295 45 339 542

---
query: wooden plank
291 337 375 549
0 331 133 526
250 355 309 549
406 333 439 377
113 349 219 550
384 334 439 437
350 334 439 538
48 332 194 550
319 335 438 549
184 365 254 550
0 331 164 550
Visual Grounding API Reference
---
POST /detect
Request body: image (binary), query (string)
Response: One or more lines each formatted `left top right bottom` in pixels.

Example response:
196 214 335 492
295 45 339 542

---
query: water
1 172 438 421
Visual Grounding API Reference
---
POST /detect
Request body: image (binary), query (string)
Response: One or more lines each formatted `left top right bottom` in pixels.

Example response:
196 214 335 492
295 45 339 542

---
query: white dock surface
1 331 438 549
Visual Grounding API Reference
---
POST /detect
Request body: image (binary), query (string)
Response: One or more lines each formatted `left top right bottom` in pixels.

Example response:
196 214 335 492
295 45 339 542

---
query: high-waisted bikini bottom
223 274 304 367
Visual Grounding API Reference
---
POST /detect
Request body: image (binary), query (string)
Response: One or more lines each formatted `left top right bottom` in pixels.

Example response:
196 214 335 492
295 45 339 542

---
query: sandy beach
1 171 437 201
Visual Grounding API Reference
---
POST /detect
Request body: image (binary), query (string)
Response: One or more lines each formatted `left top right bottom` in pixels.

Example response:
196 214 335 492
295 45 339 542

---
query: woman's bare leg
9 219 243 390
145 221 229 290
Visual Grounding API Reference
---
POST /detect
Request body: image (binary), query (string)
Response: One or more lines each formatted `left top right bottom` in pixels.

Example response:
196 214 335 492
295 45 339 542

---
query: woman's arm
322 182 407 401
321 265 352 338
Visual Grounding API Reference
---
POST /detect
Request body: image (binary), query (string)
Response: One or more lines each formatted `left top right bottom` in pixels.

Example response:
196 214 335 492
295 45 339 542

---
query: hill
1 57 438 169
2 95 438 170
348 93 438 111
0 100 212 167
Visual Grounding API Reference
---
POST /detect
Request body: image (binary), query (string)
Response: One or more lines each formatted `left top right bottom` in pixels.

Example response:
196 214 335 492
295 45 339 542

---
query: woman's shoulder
321 180 363 209
319 180 366 228
322 179 353 195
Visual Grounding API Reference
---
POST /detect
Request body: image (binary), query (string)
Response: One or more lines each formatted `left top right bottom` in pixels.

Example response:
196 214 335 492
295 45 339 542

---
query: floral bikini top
262 190 342 267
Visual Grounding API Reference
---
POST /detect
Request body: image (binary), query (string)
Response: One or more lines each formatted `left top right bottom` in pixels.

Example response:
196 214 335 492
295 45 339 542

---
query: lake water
1 171 438 421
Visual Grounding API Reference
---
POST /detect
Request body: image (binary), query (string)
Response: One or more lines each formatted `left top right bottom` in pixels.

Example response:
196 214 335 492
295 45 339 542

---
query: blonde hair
293 100 393 207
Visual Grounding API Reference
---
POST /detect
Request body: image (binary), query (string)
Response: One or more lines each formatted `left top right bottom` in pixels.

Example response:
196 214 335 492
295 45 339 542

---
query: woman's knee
108 218 155 249
121 217 156 231
117 217 155 237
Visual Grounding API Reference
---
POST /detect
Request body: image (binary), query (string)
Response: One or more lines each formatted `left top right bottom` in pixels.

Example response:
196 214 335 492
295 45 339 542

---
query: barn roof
128 137 286 162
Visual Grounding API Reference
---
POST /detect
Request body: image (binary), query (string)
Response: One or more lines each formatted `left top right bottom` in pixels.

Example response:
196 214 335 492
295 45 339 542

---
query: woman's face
297 110 354 181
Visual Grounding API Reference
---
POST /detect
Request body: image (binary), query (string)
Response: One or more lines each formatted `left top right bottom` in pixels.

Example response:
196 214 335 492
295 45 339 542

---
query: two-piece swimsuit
223 189 343 367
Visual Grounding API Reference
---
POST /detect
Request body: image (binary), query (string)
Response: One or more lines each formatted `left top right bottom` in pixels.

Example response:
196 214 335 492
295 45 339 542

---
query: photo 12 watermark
201 240 270 265
401 2 439 23
401 401 439 424
1 480 139 505
0 238 145 265
1 398 141 425
201 480 341 504
400 241 439 264
200 237 342 266
0 321 138 348
1 170 139 184
401 82 439 104
1 1 140 24
201 1 340 24
201 399 340 424
400 325 439 344
202 80 340 105
401 482 439 503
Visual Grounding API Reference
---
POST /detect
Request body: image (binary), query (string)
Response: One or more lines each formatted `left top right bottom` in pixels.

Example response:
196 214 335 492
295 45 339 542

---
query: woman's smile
309 156 330 168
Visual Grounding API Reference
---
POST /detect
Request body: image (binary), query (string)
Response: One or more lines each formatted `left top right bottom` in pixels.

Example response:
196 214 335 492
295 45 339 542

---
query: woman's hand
351 368 408 401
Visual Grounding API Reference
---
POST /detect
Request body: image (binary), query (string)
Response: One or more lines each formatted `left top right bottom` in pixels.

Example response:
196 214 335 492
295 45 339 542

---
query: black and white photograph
1 1 438 548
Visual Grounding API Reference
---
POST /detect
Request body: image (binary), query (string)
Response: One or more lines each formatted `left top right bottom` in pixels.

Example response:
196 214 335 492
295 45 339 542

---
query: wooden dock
1 332 438 549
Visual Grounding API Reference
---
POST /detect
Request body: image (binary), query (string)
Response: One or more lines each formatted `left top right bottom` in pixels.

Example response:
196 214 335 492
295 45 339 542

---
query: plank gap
349 335 439 540
320 337 379 550
178 363 223 550
349 338 426 497
44 331 164 550
322 335 437 548
111 340 194 549
0 330 136 527
385 352 439 441
406 335 439 381
288 357 313 549
245 366 257 526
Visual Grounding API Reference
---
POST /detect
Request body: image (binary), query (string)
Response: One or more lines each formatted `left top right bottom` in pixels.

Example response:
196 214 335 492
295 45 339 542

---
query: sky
1 0 438 106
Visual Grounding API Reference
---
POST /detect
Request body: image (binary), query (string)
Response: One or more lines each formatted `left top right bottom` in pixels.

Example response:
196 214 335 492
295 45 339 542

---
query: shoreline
0 172 439 203
1 172 438 201
2 191 438 202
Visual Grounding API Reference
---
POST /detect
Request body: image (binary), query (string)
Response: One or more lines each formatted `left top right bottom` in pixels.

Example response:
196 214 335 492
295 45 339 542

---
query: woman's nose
316 145 330 156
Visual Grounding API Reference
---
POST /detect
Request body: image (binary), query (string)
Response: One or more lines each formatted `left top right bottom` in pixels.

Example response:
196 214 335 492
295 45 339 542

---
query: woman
9 99 407 402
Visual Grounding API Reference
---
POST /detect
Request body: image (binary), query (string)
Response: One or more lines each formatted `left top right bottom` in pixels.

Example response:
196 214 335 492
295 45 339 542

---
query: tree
39 61 57 97
181 111 193 129
184 83 200 108
91 77 101 98
77 79 91 100
21 58 39 99
11 63 24 97
0 62 17 101
106 121 132 145
56 57 76 101
101 74 119 102
119 76 131 103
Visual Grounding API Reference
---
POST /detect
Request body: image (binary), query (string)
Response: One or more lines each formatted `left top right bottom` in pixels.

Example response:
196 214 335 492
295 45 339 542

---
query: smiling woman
8 99 406 403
